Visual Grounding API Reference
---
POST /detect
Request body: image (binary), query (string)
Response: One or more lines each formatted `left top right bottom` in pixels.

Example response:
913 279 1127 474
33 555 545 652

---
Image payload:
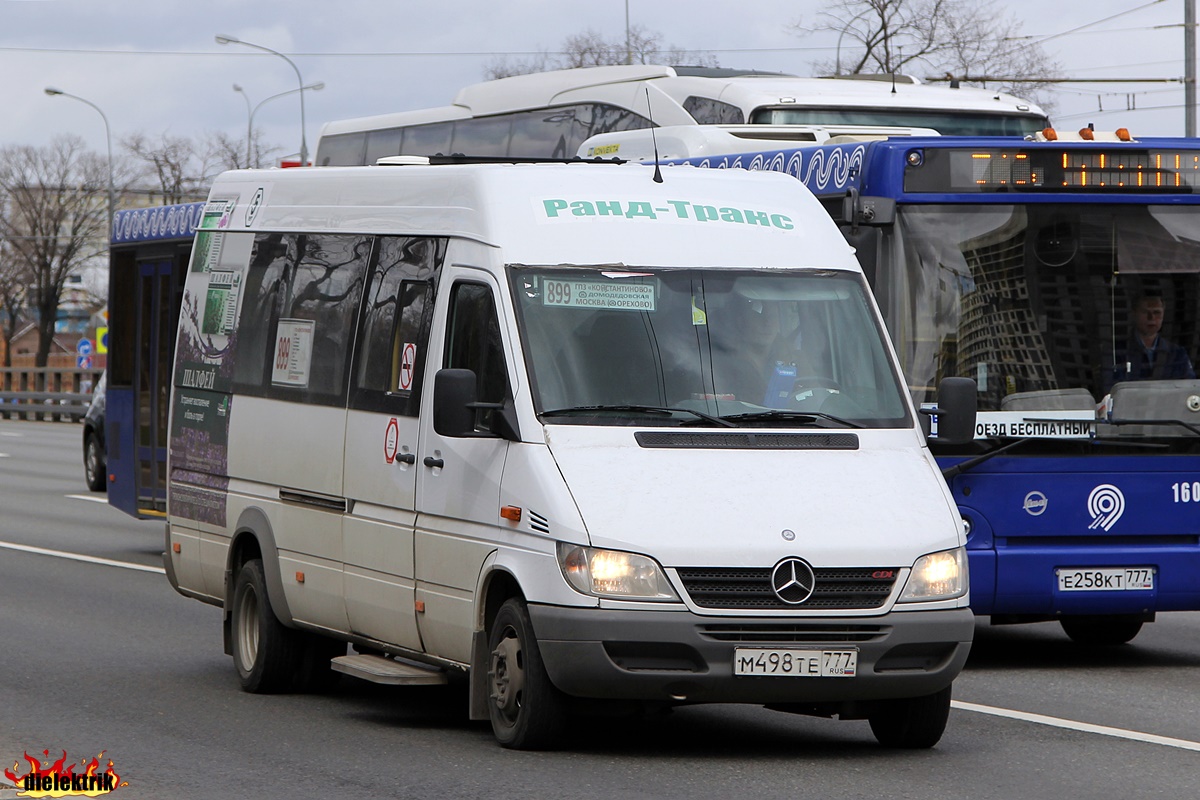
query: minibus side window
444 282 507 430
232 232 369 406
350 236 444 415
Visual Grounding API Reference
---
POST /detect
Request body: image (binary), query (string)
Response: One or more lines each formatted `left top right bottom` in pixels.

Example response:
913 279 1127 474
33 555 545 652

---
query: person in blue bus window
1113 293 1196 383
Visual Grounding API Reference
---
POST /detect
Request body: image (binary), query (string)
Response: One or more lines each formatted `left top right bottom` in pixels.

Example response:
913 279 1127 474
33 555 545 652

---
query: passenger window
364 128 403 164
351 237 444 415
450 116 514 157
315 132 367 166
445 282 508 429
587 103 653 138
233 233 370 405
682 96 745 125
400 122 453 156
509 108 581 158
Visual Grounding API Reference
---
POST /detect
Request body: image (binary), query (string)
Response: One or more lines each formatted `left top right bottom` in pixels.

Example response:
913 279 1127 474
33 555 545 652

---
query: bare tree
206 129 281 171
802 0 1060 106
0 239 26 370
122 132 206 204
937 9 1062 105
0 135 109 367
485 26 718 80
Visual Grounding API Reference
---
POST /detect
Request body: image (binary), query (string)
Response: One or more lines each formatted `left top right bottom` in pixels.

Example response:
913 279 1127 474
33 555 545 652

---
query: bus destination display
904 148 1200 193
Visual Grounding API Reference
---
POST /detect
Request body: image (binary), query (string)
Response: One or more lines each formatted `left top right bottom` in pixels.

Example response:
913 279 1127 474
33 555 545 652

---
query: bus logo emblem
1087 484 1125 531
1023 491 1048 516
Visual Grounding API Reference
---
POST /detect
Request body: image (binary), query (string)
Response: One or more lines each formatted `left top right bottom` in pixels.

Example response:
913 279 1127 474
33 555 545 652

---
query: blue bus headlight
557 543 679 601
899 547 968 602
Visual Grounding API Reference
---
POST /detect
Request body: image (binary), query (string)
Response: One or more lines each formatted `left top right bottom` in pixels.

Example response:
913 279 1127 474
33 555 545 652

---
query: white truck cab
164 159 976 749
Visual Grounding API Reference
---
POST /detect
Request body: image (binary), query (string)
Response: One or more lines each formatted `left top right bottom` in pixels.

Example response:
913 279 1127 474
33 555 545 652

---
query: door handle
395 452 416 465
423 456 444 469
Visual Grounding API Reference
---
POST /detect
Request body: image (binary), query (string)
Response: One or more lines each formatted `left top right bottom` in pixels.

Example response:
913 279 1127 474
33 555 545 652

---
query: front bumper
529 604 973 705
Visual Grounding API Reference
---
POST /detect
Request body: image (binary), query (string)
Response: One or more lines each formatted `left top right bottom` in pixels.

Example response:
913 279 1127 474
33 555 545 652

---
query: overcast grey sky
0 0 1191 161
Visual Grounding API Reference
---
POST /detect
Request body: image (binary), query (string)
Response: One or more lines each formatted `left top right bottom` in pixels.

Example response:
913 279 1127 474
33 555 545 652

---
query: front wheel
231 559 302 693
486 598 569 749
84 432 105 492
1060 615 1144 646
868 685 952 749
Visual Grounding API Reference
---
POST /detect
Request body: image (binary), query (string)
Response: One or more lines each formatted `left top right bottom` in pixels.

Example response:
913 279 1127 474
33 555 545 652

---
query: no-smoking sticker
398 342 417 391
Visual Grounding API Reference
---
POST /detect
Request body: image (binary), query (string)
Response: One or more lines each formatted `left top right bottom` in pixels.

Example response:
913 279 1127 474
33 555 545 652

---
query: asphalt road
1 419 1198 799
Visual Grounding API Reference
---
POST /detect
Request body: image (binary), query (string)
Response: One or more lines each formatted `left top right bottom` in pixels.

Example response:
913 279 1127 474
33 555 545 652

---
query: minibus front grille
634 432 859 450
697 623 890 643
675 567 897 610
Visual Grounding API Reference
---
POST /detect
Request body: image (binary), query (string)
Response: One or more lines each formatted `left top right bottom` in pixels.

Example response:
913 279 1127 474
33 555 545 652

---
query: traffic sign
76 338 92 357
95 327 109 355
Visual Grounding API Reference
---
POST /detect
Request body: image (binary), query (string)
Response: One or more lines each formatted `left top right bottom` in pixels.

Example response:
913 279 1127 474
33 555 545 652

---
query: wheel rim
236 584 260 672
489 625 525 726
85 439 98 482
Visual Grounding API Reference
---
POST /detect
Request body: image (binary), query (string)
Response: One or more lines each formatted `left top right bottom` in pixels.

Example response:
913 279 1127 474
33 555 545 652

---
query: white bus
315 64 1048 166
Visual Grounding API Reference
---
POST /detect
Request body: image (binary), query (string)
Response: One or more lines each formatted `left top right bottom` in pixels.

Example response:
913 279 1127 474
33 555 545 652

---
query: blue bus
106 203 204 518
587 128 1200 645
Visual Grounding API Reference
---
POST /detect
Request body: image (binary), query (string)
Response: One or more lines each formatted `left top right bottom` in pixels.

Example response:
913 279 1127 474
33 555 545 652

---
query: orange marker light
415 600 426 613
173 542 181 554
295 571 305 584
500 505 523 522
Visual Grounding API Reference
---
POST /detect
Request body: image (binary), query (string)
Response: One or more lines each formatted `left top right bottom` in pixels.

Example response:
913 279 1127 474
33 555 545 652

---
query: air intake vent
635 432 859 450
676 566 897 610
698 623 890 643
528 510 550 534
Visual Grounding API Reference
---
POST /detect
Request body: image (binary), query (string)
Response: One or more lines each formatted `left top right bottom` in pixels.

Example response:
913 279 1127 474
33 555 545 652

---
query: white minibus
164 158 976 749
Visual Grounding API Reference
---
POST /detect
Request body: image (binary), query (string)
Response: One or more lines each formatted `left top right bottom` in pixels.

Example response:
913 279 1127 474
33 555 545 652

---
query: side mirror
433 368 478 437
928 377 977 445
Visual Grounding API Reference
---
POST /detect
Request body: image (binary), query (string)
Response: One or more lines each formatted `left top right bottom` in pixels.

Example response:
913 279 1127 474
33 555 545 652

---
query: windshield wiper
541 405 738 427
720 410 864 429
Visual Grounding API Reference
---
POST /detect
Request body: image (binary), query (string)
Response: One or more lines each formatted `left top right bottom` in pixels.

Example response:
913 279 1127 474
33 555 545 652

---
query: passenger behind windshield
1110 292 1196 387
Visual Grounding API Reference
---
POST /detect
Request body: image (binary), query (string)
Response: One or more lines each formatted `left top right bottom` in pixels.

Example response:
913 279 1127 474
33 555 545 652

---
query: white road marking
953 700 1200 752
0 540 165 575
0 431 21 437
0 453 8 458
66 493 109 504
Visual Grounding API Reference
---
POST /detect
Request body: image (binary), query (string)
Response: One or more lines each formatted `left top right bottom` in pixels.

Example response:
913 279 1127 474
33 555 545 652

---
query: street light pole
216 34 309 166
43 87 114 238
233 84 253 167
235 82 324 169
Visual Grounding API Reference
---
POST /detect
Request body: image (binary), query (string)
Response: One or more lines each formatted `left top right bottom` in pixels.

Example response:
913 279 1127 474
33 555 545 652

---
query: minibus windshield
509 267 911 427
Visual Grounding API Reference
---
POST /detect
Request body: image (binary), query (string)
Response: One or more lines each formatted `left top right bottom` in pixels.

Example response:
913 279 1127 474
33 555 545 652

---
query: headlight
898 547 968 602
557 543 679 601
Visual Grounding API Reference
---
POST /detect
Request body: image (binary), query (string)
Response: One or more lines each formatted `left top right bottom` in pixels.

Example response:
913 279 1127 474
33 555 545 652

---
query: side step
331 654 448 685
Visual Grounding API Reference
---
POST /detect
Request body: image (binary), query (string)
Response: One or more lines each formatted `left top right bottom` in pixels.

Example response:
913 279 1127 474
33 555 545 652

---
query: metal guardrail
0 367 103 422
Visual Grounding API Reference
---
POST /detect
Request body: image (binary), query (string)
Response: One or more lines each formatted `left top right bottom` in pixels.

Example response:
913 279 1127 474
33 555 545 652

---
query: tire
868 685 952 749
1060 616 1144 646
486 598 569 750
231 559 303 693
84 432 106 492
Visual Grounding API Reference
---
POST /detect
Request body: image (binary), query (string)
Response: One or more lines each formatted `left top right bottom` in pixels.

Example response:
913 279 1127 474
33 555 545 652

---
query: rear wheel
486 598 568 749
84 432 105 492
1060 616 1144 646
868 685 952 749
231 559 302 693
